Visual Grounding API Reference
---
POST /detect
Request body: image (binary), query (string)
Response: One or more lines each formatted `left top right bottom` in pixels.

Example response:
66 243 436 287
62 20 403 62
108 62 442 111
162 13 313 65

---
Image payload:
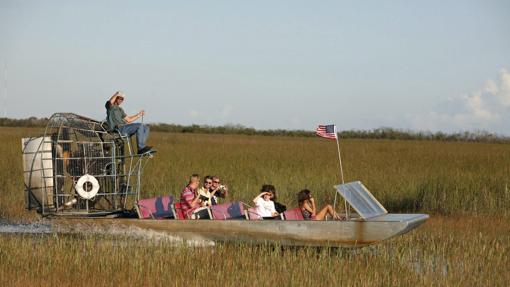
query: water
57 222 216 247
0 220 52 234
0 220 215 247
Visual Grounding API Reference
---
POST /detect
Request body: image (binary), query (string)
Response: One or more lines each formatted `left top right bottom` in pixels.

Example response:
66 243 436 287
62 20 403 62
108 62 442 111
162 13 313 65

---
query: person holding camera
210 176 228 205
297 189 341 220
197 176 217 207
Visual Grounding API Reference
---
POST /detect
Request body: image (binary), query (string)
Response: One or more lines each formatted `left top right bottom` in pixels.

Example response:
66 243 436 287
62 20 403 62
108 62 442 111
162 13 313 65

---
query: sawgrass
0 216 508 286
143 132 510 216
2 127 510 219
1 127 510 286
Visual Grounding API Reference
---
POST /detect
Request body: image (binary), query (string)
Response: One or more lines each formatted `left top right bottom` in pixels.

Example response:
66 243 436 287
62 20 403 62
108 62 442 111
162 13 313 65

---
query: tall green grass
0 217 508 286
2 127 510 220
141 132 510 216
2 127 510 286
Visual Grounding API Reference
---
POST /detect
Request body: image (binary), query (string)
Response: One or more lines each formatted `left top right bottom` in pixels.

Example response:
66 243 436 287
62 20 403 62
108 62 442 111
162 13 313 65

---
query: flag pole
335 126 344 185
332 126 348 219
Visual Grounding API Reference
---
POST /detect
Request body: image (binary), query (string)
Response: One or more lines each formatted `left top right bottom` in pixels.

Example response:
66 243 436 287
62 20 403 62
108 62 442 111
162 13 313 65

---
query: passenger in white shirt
197 176 217 207
253 191 279 218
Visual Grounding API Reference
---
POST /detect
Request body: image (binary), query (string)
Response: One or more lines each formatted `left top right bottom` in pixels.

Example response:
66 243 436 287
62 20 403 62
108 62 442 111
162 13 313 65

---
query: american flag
316 124 337 140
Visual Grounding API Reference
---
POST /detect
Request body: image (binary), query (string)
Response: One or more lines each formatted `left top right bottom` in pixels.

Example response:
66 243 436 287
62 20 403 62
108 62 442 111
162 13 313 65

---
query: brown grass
3 127 510 219
1 127 509 286
0 216 508 287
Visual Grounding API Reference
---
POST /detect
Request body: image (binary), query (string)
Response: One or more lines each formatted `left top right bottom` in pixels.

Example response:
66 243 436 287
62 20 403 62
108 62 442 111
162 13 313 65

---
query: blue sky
1 1 509 134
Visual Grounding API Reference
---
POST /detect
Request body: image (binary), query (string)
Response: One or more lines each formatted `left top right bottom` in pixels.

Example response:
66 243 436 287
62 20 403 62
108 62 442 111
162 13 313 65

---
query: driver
105 91 152 154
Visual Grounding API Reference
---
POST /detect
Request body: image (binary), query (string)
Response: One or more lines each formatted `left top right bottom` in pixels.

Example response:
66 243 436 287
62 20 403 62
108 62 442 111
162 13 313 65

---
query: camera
218 185 227 197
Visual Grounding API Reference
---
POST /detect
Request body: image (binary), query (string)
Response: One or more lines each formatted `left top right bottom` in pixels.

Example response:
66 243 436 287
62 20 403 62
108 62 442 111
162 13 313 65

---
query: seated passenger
197 176 215 207
180 174 201 215
261 184 287 214
297 189 341 220
253 191 279 219
210 176 228 205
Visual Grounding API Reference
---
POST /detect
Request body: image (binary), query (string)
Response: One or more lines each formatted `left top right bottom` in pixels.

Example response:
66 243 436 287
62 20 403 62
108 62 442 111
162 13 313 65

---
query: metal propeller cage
22 113 151 217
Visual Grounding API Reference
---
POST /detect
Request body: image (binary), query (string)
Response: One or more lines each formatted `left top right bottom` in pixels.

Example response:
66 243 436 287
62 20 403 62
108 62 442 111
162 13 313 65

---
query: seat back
211 202 246 220
283 208 304 220
173 202 187 220
136 195 175 219
246 207 262 220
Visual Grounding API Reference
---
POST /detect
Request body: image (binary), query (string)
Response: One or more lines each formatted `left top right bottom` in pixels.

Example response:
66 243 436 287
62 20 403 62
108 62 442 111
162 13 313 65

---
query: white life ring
75 174 100 199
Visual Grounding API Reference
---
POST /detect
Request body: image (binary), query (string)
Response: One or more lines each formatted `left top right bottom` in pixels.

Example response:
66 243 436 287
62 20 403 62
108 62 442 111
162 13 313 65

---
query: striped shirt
180 185 197 213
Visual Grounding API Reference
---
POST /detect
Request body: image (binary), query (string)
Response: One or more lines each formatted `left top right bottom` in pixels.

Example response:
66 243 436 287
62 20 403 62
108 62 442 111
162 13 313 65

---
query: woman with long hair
297 189 340 220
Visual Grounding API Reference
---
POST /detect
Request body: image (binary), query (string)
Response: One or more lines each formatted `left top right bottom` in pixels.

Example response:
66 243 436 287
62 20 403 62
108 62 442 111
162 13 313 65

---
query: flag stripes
316 124 337 140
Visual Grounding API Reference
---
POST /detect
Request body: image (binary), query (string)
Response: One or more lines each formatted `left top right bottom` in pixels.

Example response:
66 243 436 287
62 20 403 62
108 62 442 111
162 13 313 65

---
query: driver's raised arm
109 91 123 105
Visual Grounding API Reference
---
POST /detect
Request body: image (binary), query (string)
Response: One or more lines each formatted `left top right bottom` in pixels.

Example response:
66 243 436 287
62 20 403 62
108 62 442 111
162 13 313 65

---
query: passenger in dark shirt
210 176 229 205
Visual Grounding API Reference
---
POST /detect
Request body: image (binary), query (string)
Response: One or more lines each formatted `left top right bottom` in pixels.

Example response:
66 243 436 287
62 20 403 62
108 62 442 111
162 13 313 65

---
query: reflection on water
0 220 214 247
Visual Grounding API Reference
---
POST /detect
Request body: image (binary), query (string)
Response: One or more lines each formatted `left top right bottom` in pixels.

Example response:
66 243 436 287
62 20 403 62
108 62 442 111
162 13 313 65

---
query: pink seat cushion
211 202 245 220
247 207 262 220
283 208 304 220
137 195 175 219
173 202 187 220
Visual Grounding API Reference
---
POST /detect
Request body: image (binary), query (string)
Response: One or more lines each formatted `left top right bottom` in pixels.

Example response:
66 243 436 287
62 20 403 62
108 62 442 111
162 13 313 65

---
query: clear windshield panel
335 181 387 219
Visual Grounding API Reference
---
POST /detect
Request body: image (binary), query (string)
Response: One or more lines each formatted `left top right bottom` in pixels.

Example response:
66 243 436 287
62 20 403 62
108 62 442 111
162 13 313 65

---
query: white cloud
464 92 498 122
495 68 510 106
411 69 510 134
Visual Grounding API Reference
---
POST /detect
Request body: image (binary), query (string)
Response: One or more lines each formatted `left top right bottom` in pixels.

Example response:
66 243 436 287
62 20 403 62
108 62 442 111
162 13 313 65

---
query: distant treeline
0 117 49 127
1 116 509 143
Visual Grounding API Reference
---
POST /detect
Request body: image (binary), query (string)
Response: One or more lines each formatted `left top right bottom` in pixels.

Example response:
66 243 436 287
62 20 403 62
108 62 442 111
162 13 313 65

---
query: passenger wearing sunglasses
297 189 341 220
210 176 228 205
197 176 216 207
105 91 152 154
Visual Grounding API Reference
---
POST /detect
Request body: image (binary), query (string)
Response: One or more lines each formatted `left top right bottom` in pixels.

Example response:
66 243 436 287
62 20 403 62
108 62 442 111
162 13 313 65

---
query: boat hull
53 213 429 247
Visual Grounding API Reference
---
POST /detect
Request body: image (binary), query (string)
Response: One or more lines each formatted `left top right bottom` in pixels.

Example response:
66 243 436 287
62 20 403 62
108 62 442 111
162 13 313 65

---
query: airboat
22 113 428 247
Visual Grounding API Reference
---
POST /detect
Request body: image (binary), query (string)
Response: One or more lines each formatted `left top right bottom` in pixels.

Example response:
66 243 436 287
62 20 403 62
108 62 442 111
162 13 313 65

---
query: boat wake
0 220 215 247
57 222 216 247
0 221 52 234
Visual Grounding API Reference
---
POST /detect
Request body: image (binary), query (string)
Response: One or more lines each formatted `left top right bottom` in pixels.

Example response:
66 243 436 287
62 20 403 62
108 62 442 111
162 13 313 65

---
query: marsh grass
147 132 510 216
1 127 510 286
0 217 508 286
2 127 510 219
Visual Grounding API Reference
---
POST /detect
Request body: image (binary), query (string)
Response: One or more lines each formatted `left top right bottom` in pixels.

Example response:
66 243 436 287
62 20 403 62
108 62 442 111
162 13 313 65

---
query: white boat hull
53 213 429 247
